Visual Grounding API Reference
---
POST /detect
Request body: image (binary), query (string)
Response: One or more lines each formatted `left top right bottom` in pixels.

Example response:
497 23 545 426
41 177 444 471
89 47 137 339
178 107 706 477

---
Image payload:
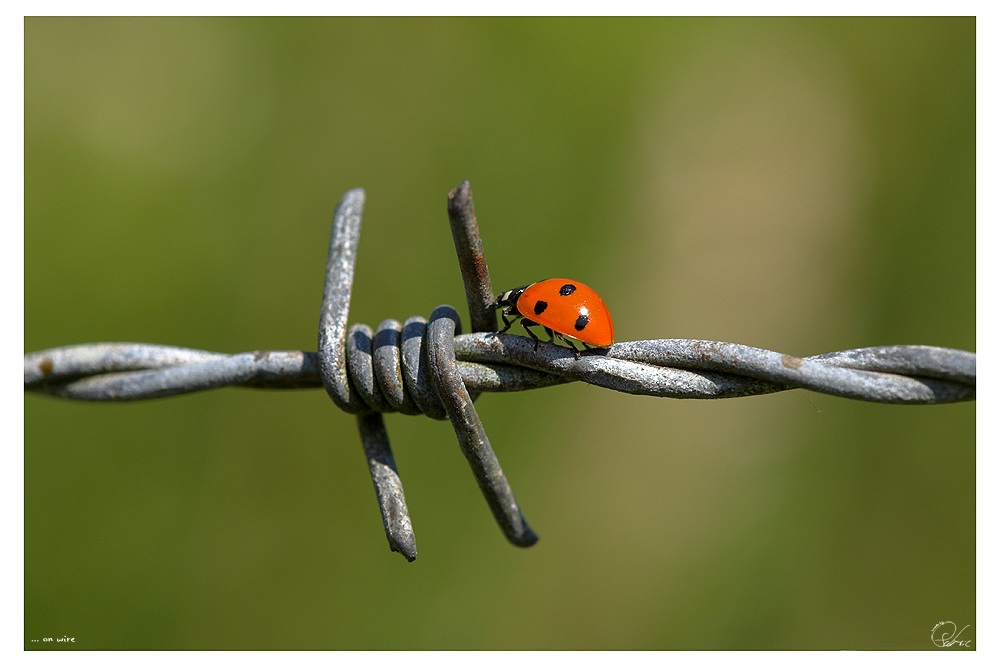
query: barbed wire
23 339 976 404
24 183 976 562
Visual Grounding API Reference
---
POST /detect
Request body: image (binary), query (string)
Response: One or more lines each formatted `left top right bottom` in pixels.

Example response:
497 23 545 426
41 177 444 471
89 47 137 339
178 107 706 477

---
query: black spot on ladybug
574 314 590 331
559 283 577 296
533 300 548 316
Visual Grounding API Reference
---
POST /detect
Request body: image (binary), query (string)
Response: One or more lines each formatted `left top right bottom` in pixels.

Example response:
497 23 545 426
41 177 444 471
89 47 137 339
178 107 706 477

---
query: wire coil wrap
347 317 447 419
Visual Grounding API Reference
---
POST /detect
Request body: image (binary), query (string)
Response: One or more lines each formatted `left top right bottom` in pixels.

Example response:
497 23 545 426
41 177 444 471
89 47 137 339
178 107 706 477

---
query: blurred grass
25 17 974 650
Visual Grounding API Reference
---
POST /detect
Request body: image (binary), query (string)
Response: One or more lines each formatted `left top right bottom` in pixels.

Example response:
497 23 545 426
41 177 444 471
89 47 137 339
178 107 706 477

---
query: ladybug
494 278 614 352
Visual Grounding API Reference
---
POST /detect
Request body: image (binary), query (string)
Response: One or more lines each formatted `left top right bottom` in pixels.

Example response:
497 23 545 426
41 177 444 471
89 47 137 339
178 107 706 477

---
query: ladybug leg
497 308 517 334
556 333 583 359
545 327 580 359
520 318 543 350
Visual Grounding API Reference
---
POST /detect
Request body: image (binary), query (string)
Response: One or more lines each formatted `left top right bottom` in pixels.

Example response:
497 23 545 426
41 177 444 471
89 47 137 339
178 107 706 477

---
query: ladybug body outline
494 278 614 353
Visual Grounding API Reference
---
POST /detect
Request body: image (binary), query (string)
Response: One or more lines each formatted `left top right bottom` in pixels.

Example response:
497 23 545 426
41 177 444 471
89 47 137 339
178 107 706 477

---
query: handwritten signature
931 621 972 648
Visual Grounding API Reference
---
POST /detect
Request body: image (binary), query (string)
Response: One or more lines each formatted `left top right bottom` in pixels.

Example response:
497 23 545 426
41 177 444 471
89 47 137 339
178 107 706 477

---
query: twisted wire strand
23 338 975 405
24 183 976 563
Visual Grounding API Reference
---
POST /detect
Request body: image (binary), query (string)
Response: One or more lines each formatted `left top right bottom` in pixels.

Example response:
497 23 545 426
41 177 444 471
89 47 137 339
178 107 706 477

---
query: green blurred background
25 17 974 650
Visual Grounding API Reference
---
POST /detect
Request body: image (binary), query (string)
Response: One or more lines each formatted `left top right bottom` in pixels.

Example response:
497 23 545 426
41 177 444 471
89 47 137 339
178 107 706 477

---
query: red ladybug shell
513 278 614 347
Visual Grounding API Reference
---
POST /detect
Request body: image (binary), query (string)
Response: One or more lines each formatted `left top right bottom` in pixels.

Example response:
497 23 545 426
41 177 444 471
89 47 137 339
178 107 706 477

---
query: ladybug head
494 285 528 311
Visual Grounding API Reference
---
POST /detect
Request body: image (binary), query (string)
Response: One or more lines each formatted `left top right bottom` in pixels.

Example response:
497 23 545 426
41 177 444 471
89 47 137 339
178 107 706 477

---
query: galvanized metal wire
23 339 975 404
24 183 977 562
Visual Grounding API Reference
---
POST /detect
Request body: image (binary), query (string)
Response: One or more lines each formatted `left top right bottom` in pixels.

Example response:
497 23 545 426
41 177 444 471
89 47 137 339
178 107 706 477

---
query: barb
24 182 976 563
447 181 497 335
